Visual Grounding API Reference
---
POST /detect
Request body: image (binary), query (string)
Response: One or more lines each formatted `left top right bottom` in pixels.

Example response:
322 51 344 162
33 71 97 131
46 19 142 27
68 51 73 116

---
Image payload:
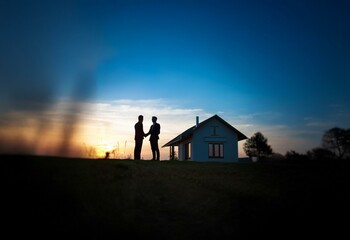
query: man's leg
151 140 156 160
155 141 160 160
134 140 142 160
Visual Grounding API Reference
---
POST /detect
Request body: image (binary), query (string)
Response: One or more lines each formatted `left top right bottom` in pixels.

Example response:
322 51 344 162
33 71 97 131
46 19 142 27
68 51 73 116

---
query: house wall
191 118 239 162
178 139 192 161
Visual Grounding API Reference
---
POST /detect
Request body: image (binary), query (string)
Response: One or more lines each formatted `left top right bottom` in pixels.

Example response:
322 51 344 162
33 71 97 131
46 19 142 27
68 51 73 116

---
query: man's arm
144 126 151 137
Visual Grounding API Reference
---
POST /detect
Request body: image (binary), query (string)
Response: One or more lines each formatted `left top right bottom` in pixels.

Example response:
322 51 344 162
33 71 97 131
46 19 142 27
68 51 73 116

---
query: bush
307 148 336 161
285 150 309 162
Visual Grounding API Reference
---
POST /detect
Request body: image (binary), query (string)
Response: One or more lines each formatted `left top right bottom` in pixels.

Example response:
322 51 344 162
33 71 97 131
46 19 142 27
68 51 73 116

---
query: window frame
208 143 224 158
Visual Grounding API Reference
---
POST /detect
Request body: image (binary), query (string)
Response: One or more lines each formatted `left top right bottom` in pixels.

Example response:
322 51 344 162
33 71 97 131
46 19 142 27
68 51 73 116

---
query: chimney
196 116 199 128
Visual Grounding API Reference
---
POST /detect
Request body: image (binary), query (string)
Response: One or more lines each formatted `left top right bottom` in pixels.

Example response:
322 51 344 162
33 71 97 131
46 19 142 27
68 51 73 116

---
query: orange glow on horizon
0 101 247 160
0 115 245 160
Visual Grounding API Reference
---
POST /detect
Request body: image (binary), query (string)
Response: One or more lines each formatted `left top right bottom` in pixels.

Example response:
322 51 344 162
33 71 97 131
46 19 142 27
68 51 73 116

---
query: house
162 115 247 162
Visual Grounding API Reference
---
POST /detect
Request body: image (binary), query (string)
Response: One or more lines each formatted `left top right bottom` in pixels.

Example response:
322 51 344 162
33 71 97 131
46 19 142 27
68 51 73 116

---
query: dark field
1 155 349 239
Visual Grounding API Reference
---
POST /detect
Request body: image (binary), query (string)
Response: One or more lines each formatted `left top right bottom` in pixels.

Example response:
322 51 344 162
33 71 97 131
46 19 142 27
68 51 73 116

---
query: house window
208 143 224 158
185 142 191 160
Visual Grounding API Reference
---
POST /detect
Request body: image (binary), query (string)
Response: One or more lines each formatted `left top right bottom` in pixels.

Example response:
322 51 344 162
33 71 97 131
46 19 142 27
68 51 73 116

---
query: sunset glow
1 1 349 159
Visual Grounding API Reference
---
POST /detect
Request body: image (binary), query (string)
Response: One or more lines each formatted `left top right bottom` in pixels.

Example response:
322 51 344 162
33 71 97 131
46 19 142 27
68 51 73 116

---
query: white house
162 115 247 162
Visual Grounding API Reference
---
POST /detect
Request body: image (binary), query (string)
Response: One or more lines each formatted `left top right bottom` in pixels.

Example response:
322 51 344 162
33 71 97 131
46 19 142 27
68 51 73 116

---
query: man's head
138 115 143 122
152 116 157 123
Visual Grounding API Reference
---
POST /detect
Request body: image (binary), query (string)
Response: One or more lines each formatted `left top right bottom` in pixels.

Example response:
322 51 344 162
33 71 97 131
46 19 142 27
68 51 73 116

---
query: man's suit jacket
147 123 160 141
134 122 145 141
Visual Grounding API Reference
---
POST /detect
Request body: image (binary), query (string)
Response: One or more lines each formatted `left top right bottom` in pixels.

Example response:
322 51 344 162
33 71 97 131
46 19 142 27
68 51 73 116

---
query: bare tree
322 127 350 159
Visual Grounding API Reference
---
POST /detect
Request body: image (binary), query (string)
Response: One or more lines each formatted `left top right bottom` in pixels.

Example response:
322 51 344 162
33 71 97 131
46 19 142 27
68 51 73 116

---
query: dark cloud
0 1 101 156
0 0 113 110
57 71 96 156
1 1 64 112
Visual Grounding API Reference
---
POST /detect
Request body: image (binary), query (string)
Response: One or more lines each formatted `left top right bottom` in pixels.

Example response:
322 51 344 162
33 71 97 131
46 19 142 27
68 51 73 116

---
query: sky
1 0 349 159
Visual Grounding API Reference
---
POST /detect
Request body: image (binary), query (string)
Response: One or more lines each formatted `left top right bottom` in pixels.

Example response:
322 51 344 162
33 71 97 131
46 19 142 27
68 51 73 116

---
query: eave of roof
162 126 195 147
162 114 248 147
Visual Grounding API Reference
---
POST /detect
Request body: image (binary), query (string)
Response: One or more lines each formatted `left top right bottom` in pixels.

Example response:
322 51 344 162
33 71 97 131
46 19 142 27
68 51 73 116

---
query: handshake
144 133 150 137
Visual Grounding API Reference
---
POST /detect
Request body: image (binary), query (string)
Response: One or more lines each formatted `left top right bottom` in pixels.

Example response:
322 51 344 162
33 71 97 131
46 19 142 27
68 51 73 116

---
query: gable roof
162 114 247 147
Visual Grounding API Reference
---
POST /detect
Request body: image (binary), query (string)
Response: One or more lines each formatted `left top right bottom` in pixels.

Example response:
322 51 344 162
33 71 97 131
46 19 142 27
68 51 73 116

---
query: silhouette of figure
145 116 161 161
134 115 145 160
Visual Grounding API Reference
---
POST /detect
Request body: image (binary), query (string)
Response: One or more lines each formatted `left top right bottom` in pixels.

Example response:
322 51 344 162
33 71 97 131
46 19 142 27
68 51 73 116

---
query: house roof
162 114 248 147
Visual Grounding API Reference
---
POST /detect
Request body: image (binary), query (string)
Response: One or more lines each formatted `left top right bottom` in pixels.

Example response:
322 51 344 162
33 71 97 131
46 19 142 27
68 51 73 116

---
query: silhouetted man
134 115 145 160
145 116 161 161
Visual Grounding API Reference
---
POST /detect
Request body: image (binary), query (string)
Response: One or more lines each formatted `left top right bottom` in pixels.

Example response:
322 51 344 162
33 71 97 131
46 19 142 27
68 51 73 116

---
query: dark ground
1 154 349 239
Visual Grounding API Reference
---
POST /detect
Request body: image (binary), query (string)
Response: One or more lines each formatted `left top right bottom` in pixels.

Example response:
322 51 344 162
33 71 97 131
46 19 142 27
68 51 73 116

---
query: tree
307 147 335 161
243 132 273 159
322 127 350 160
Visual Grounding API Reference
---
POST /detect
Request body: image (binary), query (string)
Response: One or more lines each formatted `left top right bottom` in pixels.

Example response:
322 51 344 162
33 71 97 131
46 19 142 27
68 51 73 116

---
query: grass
1 154 349 238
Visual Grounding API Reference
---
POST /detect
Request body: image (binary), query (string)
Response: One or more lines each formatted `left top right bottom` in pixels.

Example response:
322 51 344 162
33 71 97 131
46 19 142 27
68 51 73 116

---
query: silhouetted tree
243 132 272 159
307 147 335 161
322 127 350 160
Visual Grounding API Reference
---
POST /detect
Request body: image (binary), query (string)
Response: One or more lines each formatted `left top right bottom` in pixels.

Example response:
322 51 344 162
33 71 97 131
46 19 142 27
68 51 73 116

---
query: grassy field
1 155 349 238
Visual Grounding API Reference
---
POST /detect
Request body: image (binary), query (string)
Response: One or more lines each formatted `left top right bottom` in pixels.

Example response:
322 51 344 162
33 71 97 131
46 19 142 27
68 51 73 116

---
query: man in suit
145 116 161 161
134 115 145 160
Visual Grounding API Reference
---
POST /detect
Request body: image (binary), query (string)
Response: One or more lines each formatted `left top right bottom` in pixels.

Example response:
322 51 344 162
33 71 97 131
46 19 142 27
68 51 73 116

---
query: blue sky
1 0 349 157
